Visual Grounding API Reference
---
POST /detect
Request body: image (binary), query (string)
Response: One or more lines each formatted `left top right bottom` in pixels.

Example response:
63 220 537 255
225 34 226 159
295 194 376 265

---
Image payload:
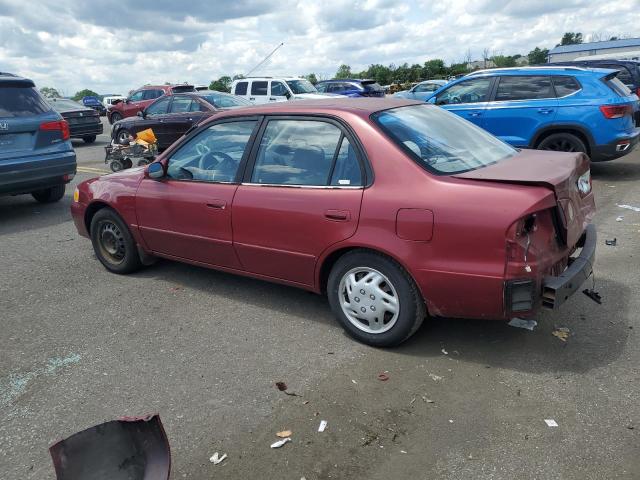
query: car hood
454 149 595 247
292 93 346 99
393 91 411 98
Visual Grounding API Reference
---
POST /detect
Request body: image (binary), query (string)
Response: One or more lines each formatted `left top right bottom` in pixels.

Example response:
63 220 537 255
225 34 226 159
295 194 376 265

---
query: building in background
548 38 640 62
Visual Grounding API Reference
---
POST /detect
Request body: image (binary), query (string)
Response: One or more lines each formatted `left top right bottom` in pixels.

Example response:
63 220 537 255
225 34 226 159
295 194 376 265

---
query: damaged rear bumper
541 224 596 309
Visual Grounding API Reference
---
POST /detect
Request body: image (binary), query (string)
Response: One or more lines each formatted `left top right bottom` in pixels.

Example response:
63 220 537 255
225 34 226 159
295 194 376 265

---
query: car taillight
577 169 591 197
636 87 640 97
40 120 70 140
599 104 633 119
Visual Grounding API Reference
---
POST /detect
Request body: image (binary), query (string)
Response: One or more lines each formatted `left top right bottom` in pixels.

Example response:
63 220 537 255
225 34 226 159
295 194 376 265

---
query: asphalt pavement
1 118 639 479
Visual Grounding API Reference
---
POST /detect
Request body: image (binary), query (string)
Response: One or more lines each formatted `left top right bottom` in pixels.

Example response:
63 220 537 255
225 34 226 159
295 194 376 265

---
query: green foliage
72 89 99 101
39 87 60 99
209 76 233 93
304 73 318 85
492 55 517 68
559 32 583 46
335 64 353 79
528 47 549 65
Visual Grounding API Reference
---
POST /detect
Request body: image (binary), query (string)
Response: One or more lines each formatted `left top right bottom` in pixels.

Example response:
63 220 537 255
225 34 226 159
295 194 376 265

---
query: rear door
434 77 494 128
161 96 197 147
233 81 249 101
232 117 365 286
249 80 269 104
482 75 558 147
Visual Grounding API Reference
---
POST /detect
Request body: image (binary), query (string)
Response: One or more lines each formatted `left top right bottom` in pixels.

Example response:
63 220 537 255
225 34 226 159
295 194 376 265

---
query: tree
72 89 99 101
492 55 517 67
422 59 446 79
40 87 60 99
528 47 549 65
335 64 352 79
559 32 583 46
209 76 232 92
304 73 318 85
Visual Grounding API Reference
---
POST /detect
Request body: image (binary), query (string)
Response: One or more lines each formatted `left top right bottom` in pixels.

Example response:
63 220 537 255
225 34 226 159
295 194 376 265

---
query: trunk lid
453 149 595 247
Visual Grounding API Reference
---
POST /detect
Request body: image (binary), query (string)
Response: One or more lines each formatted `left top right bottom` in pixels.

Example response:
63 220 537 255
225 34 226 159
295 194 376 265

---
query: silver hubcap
338 267 399 334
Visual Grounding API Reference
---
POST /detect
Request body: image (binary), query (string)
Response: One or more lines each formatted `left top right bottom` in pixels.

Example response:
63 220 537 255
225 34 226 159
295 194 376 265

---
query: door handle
249 97 255 101
206 200 226 209
269 97 277 101
468 112 482 117
324 209 351 221
538 108 554 114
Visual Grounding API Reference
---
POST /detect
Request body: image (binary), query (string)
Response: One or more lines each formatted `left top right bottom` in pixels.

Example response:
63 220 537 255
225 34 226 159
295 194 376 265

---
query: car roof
465 66 617 77
318 79 376 83
0 72 35 86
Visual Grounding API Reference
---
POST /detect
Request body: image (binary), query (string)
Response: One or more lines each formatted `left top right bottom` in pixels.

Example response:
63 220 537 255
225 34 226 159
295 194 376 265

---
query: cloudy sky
0 0 638 95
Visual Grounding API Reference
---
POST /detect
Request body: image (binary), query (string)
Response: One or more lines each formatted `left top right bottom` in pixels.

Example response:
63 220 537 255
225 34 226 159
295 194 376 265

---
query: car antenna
245 42 284 77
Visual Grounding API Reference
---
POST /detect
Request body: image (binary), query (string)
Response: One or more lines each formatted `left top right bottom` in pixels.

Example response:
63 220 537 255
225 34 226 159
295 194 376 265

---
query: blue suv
0 73 76 202
315 79 385 97
427 67 640 161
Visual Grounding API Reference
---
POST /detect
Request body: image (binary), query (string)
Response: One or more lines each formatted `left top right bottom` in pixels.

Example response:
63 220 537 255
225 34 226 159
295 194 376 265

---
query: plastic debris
209 452 227 465
318 420 328 432
270 438 291 449
428 373 443 381
582 289 602 304
616 216 624 222
605 238 617 246
617 204 640 212
351 379 357 384
508 318 537 331
441 348 448 355
276 430 292 438
448 419 454 423
552 328 570 342
377 373 390 381
544 419 558 427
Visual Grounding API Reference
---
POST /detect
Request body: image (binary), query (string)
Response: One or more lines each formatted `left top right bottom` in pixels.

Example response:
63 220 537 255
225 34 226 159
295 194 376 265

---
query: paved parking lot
1 117 639 479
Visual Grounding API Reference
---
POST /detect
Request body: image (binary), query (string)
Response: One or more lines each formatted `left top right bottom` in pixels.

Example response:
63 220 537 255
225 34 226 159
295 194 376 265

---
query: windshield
200 93 252 108
286 79 317 94
372 105 517 175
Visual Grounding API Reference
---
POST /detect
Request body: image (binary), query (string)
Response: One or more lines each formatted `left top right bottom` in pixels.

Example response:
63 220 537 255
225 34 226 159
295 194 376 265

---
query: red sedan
71 99 596 347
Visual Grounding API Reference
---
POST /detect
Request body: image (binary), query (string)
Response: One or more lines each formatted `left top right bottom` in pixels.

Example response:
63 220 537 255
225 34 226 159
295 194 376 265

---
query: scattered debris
318 420 328 432
582 289 602 304
275 381 301 397
616 216 624 222
362 433 379 446
410 397 416 405
508 317 537 331
617 204 640 212
517 389 521 397
209 452 227 465
422 396 434 403
400 450 407 454
351 379 358 384
605 238 617 246
627 423 634 430
552 328 570 342
441 348 448 355
448 419 454 424
276 430 292 438
377 373 390 382
544 419 558 427
303 400 310 405
428 373 443 382
270 438 291 449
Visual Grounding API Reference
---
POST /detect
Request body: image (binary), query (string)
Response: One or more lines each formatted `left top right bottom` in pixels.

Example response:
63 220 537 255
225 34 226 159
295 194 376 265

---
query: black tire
109 112 122 124
327 250 426 347
116 128 131 145
83 135 96 144
90 208 142 274
536 133 587 154
31 184 65 203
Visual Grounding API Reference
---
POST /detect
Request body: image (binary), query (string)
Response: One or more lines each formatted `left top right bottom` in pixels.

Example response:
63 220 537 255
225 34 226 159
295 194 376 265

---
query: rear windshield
372 105 516 175
606 76 632 96
0 86 52 118
171 85 195 93
50 99 85 111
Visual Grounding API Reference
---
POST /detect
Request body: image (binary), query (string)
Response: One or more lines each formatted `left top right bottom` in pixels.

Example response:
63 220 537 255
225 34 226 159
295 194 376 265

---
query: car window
414 83 437 93
435 78 492 105
0 86 51 117
605 66 634 88
270 81 288 97
129 91 145 102
315 83 327 93
200 93 251 109
189 99 208 112
170 97 193 113
235 82 248 95
145 97 170 115
251 81 268 96
605 76 632 96
373 105 516 175
142 90 158 100
495 76 553 101
552 76 581 97
330 137 362 186
251 120 346 186
327 83 342 93
167 120 257 183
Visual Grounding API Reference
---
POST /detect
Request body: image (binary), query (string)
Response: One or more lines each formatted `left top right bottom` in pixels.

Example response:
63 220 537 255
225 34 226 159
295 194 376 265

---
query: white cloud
0 0 637 94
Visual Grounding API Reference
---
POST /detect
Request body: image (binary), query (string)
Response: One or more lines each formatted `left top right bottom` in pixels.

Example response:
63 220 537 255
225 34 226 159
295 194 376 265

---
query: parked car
393 80 448 100
81 96 107 116
315 79 385 97
72 99 596 347
49 98 103 144
230 77 333 103
427 66 640 161
548 59 640 97
107 84 195 124
111 90 251 150
103 95 126 112
0 72 76 203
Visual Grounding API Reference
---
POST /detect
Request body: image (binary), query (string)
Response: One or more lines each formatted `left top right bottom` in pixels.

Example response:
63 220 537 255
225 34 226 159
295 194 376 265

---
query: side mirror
284 91 292 100
137 111 145 118
146 162 165 180
427 96 437 104
125 99 131 104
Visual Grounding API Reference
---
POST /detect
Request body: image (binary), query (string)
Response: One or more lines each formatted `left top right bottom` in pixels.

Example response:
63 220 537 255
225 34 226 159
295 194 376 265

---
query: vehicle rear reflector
40 120 70 140
599 104 633 119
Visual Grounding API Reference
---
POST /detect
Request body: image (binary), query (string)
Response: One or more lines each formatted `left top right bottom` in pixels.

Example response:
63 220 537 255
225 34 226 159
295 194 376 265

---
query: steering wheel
195 142 211 156
198 151 234 170
451 96 461 104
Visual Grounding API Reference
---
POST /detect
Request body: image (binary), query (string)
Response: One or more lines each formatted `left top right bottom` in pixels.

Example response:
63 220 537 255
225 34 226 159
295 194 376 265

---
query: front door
135 119 260 268
269 80 289 102
232 117 365 286
434 77 494 128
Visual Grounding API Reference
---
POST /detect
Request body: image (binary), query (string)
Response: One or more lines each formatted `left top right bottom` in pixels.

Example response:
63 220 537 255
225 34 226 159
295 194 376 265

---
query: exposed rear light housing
599 104 633 119
577 170 592 196
40 120 70 140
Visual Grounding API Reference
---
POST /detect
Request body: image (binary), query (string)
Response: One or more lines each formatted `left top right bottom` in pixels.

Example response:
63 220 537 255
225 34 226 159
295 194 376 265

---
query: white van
103 95 126 111
231 77 335 104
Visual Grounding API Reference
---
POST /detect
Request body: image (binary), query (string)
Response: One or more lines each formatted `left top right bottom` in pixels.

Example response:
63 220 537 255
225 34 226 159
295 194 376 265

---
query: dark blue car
82 96 107 116
0 72 76 203
315 79 385 97
427 67 640 161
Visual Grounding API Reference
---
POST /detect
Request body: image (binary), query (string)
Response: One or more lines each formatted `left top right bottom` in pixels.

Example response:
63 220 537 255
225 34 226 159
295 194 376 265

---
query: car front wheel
90 208 142 274
327 250 426 347
109 112 122 124
32 184 65 203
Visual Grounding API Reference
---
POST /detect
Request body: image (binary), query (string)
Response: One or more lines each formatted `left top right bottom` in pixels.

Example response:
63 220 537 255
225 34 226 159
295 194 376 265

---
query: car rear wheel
31 184 65 203
327 250 425 347
90 208 142 274
83 135 96 144
537 133 587 155
110 112 122 124
117 129 132 145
